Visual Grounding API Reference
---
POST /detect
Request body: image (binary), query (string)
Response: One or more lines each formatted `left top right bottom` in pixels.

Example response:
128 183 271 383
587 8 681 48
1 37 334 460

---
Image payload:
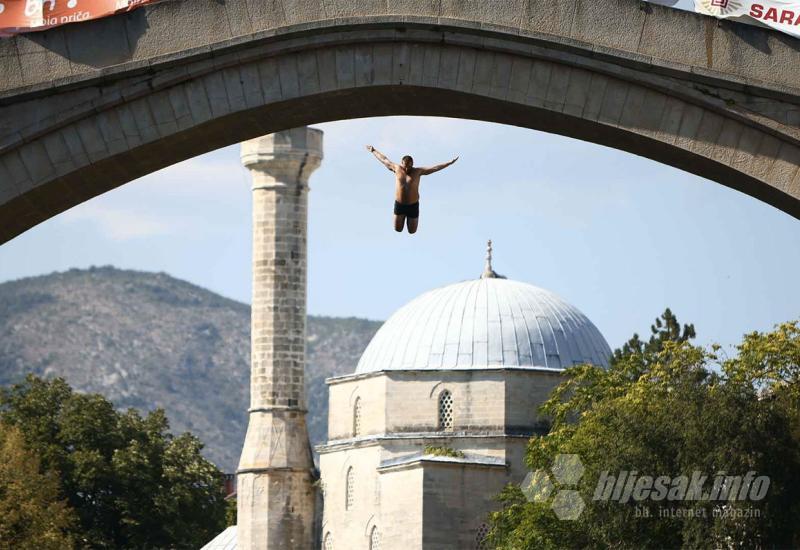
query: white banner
647 0 800 39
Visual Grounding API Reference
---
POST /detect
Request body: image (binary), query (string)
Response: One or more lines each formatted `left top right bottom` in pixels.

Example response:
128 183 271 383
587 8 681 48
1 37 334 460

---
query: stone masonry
4 1 800 244
237 127 323 550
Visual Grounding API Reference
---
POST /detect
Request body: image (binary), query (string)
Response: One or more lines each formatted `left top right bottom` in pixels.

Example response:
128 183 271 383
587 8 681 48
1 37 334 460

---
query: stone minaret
238 127 323 550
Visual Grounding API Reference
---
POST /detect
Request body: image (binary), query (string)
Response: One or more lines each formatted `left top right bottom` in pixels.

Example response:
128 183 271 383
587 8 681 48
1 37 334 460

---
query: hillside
0 267 381 471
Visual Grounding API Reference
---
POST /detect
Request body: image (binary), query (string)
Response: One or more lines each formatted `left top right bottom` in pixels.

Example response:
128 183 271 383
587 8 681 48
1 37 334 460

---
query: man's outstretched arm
366 145 397 172
419 156 459 175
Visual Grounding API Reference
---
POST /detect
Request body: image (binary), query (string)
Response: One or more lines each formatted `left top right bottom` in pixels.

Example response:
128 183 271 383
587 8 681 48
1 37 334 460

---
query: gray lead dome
355 278 611 373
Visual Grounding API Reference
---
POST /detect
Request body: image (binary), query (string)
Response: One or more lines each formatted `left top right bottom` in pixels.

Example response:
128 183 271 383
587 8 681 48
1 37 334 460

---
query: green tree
611 307 696 365
0 422 75 550
0 375 226 549
488 316 800 549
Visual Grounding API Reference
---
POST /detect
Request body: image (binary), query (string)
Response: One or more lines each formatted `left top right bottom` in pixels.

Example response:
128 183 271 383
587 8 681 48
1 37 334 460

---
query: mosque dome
355 242 611 374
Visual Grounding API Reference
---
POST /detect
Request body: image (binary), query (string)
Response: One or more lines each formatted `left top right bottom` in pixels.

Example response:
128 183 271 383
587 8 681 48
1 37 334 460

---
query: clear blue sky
0 116 798 353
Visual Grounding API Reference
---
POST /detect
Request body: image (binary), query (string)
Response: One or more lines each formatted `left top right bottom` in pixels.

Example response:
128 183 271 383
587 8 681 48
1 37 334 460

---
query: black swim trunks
394 201 419 219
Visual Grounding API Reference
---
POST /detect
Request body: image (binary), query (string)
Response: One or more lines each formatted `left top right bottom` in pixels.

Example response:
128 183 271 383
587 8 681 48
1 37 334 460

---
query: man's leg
394 215 405 232
406 217 418 234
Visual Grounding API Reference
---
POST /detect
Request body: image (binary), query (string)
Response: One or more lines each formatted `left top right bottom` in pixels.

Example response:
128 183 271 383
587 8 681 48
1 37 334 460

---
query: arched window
345 467 355 511
353 397 362 437
369 526 381 550
438 390 454 431
323 532 333 550
475 523 489 549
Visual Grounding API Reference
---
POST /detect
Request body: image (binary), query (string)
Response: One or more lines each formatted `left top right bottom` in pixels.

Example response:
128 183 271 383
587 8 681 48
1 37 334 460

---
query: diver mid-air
366 145 458 234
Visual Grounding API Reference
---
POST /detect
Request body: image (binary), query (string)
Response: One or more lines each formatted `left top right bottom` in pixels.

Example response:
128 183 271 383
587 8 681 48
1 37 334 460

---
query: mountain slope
0 267 381 471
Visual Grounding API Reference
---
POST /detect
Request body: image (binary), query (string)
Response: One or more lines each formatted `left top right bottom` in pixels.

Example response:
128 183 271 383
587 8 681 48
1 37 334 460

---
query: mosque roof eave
377 452 508 473
325 365 568 386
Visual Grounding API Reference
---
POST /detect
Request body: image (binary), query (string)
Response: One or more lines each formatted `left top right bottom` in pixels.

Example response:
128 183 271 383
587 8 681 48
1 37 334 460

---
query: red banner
0 0 157 37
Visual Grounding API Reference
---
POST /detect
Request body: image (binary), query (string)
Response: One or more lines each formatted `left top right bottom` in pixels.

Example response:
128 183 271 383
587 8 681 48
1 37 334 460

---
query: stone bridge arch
2 0 800 243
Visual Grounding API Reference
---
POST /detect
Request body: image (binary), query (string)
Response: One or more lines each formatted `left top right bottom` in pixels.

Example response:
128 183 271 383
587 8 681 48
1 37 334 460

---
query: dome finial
481 239 503 279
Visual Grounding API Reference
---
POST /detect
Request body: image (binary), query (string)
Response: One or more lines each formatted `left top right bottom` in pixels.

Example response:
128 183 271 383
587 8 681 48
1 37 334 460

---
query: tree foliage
0 422 75 550
489 311 800 549
0 375 227 549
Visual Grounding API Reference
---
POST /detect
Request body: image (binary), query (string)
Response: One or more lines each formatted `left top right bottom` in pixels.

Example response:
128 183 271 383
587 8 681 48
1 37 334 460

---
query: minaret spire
481 239 504 279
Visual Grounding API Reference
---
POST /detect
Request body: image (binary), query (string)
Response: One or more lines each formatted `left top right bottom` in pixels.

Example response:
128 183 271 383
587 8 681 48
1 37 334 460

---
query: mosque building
202 129 611 550
316 241 611 549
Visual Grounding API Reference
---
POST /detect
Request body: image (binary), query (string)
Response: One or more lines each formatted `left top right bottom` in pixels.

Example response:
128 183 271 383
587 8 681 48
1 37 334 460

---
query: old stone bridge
2 0 800 243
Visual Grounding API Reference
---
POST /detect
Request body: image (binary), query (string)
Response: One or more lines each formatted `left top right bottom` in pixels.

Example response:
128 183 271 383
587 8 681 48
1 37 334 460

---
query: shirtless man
366 145 458 234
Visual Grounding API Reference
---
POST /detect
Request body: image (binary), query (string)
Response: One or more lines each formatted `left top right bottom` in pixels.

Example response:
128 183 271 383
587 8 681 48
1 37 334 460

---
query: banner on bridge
648 0 800 39
0 0 156 37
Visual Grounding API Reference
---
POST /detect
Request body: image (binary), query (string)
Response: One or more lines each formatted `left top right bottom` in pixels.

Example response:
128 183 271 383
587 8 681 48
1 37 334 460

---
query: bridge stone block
388 0 440 14
246 0 287 29
422 45 442 88
278 54 302 99
406 43 427 87
617 84 650 133
355 44 375 87
437 46 460 90
0 40 23 91
750 134 783 182
638 7 710 70
523 0 577 37
571 0 648 53
442 0 526 29
257 58 284 103
674 104 705 152
222 67 249 113
687 111 726 160
374 43 394 86
316 49 339 92
655 96 687 146
730 126 765 175
767 143 800 192
472 51 495 97
3 151 31 195
327 0 386 18
183 78 214 125
224 0 255 36
562 67 592 117
710 23 796 90
112 105 141 151
60 127 91 169
506 57 532 105
281 0 329 25
334 46 356 89
597 79 630 127
579 72 610 122
490 53 514 100
297 51 322 96
526 60 553 109
75 119 110 163
166 87 195 132
94 110 128 158
204 72 234 118
543 64 570 112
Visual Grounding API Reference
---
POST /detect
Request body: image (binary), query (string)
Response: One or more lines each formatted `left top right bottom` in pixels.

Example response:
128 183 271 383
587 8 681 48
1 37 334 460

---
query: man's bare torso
366 145 458 234
395 167 421 204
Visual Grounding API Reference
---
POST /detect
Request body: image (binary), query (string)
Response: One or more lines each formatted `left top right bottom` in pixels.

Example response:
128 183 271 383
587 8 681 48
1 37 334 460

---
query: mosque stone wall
384 371 507 433
504 370 564 433
378 468 424 548
422 464 509 550
319 444 387 549
327 374 387 441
